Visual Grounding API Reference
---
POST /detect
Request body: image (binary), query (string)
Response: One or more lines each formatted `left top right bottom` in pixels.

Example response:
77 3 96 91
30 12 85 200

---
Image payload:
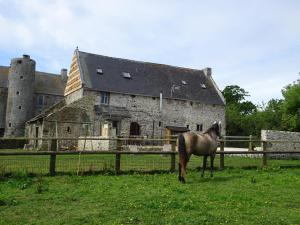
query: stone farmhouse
1 49 226 150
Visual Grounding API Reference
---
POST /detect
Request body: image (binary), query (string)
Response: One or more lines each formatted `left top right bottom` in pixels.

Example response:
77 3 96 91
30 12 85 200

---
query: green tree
222 85 249 105
222 85 257 137
281 80 300 131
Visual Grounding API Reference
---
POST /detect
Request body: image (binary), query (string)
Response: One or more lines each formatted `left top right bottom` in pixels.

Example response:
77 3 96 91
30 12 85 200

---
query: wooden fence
1 137 300 176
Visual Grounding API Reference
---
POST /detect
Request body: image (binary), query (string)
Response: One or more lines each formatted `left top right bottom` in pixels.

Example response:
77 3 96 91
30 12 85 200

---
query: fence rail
1 137 300 176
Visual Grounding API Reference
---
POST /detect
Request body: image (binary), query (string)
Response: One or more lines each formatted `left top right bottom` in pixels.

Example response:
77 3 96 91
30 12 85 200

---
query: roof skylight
201 83 207 89
182 80 187 85
96 68 103 74
122 72 131 79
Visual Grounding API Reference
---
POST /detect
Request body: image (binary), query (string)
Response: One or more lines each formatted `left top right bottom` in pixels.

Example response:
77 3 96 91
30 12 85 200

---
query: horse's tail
178 134 188 162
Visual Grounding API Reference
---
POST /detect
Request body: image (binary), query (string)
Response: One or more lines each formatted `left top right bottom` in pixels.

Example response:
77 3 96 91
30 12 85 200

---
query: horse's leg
210 154 216 177
178 163 182 182
201 155 208 177
179 154 186 183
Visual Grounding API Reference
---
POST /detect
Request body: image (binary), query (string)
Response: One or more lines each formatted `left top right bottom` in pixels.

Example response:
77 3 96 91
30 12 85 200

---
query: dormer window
96 68 103 74
182 80 187 85
201 83 206 89
122 72 131 79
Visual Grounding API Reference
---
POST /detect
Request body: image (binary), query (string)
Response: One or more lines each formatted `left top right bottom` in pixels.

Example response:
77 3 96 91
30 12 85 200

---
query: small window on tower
16 91 20 95
20 76 23 79
18 106 22 110
67 126 71 133
9 123 11 127
159 121 162 127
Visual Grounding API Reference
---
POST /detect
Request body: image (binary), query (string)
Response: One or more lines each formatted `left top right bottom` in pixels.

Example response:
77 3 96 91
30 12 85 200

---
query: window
100 92 109 104
16 91 20 95
190 101 193 106
18 106 21 110
197 124 203 131
201 83 206 89
182 80 187 85
186 125 189 129
9 123 11 127
96 68 103 74
122 72 131 79
67 126 71 133
152 97 156 100
0 128 4 137
20 76 23 79
159 121 162 127
37 95 44 106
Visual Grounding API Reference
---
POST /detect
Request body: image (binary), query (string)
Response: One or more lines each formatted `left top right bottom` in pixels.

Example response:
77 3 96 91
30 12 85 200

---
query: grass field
1 156 300 225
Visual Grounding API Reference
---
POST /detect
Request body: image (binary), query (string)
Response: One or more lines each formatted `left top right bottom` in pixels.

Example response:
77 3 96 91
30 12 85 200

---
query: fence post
262 141 267 167
170 139 176 172
220 140 225 170
115 138 122 174
248 135 252 151
49 139 57 176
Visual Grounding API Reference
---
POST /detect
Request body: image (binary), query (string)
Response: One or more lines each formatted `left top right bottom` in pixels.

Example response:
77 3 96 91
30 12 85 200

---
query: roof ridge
78 50 203 73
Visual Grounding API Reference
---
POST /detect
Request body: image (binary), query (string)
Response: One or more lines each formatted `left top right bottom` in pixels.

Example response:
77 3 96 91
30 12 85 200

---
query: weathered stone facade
0 56 67 137
3 49 227 151
261 130 300 158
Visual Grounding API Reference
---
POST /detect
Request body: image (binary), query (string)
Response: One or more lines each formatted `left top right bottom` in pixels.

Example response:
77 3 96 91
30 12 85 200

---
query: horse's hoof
181 178 186 184
178 176 182 181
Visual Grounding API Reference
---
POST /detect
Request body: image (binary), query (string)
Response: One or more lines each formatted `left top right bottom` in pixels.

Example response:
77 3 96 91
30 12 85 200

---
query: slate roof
0 66 66 96
77 51 225 105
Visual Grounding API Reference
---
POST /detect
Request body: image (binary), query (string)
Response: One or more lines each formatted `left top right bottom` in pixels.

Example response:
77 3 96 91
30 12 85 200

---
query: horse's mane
203 123 220 136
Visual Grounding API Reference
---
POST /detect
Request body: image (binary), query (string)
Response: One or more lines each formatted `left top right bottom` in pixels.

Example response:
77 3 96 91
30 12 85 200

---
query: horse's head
212 121 222 138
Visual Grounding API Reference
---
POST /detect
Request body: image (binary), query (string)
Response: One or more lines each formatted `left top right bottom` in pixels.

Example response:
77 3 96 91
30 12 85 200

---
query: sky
0 0 299 104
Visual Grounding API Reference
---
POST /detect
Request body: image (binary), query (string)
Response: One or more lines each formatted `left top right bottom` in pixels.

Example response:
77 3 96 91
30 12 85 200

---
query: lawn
1 163 300 225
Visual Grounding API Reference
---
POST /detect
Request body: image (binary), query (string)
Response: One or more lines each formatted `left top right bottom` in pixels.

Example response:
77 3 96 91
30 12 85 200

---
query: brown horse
177 121 221 183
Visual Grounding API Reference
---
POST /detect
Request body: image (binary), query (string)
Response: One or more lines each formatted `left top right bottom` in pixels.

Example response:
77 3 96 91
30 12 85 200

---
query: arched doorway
130 122 140 136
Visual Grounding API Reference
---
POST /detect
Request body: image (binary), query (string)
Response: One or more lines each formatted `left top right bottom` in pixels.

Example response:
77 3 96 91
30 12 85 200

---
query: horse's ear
218 121 222 126
213 121 217 124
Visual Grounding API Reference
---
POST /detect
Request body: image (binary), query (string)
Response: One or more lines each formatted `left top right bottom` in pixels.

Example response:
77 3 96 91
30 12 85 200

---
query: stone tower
5 55 36 137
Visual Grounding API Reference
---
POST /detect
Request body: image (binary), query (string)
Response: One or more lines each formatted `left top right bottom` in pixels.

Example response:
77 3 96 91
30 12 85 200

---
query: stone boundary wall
261 130 300 159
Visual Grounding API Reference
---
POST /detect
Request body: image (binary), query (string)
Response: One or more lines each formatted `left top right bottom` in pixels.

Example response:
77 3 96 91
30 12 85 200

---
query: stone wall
0 88 7 129
261 130 300 158
86 90 225 137
65 88 84 105
34 93 64 116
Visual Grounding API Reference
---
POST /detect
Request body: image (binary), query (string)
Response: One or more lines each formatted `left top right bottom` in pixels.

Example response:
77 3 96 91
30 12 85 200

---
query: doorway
130 122 140 136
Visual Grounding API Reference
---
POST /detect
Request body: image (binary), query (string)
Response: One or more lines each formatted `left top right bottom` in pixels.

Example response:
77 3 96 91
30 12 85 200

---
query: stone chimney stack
61 68 68 82
203 67 212 77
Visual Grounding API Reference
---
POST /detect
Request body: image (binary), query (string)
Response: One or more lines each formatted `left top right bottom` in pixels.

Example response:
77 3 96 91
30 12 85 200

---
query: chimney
23 54 30 59
203 67 212 77
61 68 68 82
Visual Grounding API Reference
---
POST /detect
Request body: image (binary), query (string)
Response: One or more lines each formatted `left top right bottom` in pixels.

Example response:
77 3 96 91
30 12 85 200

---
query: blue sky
0 0 299 104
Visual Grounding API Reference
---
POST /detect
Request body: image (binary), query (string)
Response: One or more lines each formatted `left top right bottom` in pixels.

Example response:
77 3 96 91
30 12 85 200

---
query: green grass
1 164 300 224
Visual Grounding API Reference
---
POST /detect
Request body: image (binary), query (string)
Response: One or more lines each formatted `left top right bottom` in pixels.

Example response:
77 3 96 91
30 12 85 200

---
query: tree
281 80 300 131
222 85 249 105
222 85 257 137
